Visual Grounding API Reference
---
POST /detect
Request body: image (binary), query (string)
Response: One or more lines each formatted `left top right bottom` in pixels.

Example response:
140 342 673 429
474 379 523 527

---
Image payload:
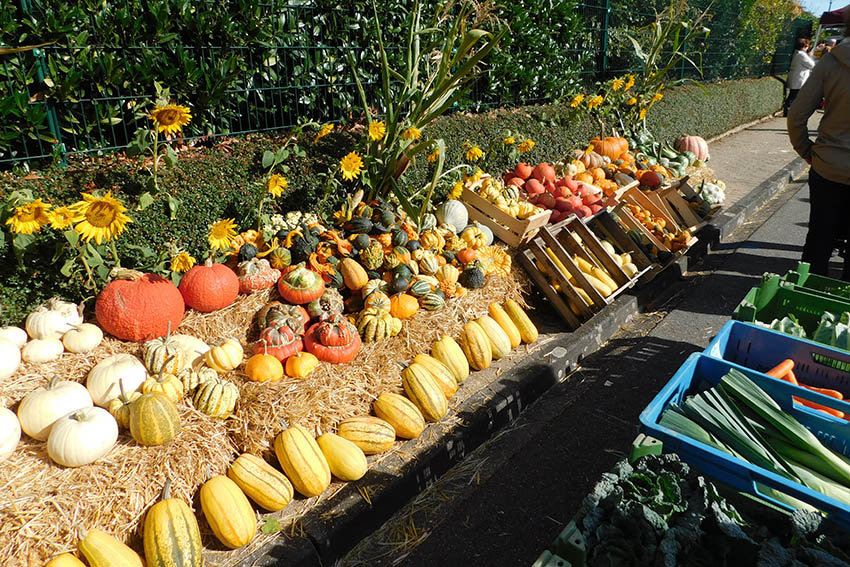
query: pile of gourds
624 204 693 252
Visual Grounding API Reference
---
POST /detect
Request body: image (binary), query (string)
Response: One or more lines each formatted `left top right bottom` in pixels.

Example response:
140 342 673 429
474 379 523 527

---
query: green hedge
0 76 783 325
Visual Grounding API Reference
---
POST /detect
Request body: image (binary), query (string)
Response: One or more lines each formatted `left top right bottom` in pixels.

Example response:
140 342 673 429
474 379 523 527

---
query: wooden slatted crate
461 188 551 247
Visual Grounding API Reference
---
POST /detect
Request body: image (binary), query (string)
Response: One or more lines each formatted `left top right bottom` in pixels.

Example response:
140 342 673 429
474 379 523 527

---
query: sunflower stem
109 239 121 268
78 244 96 290
151 129 160 193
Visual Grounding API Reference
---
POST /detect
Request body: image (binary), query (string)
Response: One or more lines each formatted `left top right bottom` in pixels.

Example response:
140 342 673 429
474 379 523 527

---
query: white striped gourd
227 453 293 512
274 424 331 497
402 364 448 422
372 393 425 439
336 416 396 454
474 315 512 360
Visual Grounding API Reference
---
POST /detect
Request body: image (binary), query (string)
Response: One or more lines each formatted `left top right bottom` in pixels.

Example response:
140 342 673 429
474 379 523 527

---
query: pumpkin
339 258 369 291
459 264 485 289
456 248 477 264
431 335 469 383
419 230 445 252
170 334 209 369
0 326 27 348
361 279 390 299
418 251 440 275
306 288 344 322
62 323 103 354
336 416 396 454
86 353 147 407
589 167 606 182
0 339 20 380
435 200 468 230
228 453 294 512
96 270 185 342
143 480 203 567
504 299 538 343
317 432 368 481
245 352 284 382
372 393 425 439
18 377 93 441
46 554 87 567
107 379 141 429
575 172 593 184
363 290 391 311
389 293 418 319
47 407 117 467
177 365 217 393
129 392 181 446
277 264 326 304
488 302 521 348
0 403 21 463
304 317 361 364
78 527 144 567
141 372 184 403
25 297 82 340
590 136 627 160
255 322 303 361
206 338 244 372
257 301 309 335
21 337 63 363
285 351 320 378
200 475 257 549
274 424 331 497
675 134 709 161
435 264 459 285
419 292 445 311
193 376 239 418
142 325 185 375
475 315 512 360
179 257 239 312
238 258 281 293
356 308 402 342
577 149 605 169
402 364 448 422
459 321 492 371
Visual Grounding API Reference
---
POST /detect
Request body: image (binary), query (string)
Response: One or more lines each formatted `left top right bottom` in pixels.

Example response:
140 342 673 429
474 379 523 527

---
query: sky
800 0 845 16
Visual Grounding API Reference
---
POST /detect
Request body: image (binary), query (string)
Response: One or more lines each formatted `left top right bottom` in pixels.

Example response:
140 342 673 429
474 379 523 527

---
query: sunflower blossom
340 151 364 181
652 93 664 103
517 139 535 154
465 145 484 162
611 78 625 91
449 181 464 199
569 94 585 108
47 206 75 230
401 127 421 141
209 218 237 251
368 120 386 142
315 123 334 143
268 174 288 198
427 148 440 163
626 97 637 106
6 198 50 235
170 251 196 273
503 136 515 145
639 108 647 120
587 95 604 110
70 192 131 244
149 104 192 136
625 74 635 90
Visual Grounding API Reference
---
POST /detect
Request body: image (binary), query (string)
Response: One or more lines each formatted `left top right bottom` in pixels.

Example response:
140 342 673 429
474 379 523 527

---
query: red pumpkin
277 264 325 305
255 321 304 361
304 316 361 364
532 163 556 184
179 257 239 312
95 269 184 342
513 163 533 180
238 258 281 293
674 134 709 161
257 301 310 335
640 170 663 189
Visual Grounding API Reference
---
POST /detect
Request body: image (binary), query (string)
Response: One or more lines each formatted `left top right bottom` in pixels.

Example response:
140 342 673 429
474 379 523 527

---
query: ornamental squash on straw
503 300 538 344
317 432 368 481
143 479 203 567
200 474 257 549
475 315 512 360
488 302 521 348
228 453 294 511
432 335 469 383
412 354 458 398
274 423 331 497
402 363 448 422
77 526 143 567
373 393 425 439
336 416 396 454
459 321 492 371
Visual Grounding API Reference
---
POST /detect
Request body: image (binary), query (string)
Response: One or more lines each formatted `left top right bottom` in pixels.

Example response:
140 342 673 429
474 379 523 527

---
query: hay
0 256 529 566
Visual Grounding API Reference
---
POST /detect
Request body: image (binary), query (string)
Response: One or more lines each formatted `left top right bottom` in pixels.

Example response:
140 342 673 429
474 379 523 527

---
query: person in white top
784 37 816 116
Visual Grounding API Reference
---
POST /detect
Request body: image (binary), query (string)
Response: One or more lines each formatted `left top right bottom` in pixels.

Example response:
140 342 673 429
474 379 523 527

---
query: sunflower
268 174 288 197
5 198 50 234
611 78 625 91
368 120 386 142
149 104 192 136
465 145 484 162
170 251 196 273
517 139 535 154
340 151 364 182
315 123 334 143
47 206 75 230
626 97 637 106
426 148 440 163
70 192 131 244
569 94 585 108
503 136 515 145
624 74 635 90
587 95 604 110
652 93 664 103
639 108 647 120
449 180 464 199
401 127 421 141
209 218 238 251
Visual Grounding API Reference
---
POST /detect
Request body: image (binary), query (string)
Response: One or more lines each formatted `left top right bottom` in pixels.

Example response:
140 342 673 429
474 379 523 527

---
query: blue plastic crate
640 353 850 529
705 320 850 393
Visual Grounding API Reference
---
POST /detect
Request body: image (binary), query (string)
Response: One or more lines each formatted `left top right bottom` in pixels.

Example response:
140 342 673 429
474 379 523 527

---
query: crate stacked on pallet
461 187 551 247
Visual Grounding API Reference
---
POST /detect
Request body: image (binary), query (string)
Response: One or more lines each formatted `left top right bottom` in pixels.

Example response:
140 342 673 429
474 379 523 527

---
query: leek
785 460 850 507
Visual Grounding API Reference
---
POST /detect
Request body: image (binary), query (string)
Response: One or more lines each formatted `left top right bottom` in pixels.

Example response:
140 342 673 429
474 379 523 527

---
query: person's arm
787 59 825 163
801 51 816 69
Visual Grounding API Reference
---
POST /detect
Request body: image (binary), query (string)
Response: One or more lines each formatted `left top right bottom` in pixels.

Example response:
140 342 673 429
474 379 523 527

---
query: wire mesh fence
0 0 806 167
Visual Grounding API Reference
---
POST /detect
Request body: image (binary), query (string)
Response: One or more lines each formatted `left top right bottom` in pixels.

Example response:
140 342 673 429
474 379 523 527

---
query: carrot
784 369 801 386
767 359 796 382
795 397 845 419
802 385 844 399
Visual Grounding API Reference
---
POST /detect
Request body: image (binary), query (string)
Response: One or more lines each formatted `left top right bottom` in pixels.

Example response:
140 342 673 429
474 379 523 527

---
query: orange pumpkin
571 159 586 174
390 293 419 319
649 164 670 178
589 167 606 182
245 353 284 383
575 172 594 184
456 248 477 264
285 351 319 378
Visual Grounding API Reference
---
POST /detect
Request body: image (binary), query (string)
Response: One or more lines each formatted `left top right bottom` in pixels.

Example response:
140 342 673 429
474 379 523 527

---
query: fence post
599 0 611 81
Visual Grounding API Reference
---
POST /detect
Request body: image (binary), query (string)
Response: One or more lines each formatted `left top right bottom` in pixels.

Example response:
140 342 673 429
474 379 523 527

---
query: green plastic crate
779 262 850 301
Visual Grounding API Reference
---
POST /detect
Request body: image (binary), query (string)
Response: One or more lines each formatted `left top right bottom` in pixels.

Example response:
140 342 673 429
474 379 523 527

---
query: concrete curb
235 158 809 567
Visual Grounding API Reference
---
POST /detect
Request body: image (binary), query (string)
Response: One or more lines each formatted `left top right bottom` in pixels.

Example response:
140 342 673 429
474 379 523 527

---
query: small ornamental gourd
179 257 240 312
402 364 448 422
419 292 445 312
304 316 361 364
21 338 63 363
228 453 294 511
419 230 445 252
255 322 304 362
107 379 142 429
418 251 440 275
129 392 181 446
0 326 27 348
306 288 344 322
488 302 522 348
269 246 292 270
408 279 432 297
435 200 468 230
177 365 217 393
141 372 184 403
62 323 103 354
389 293 419 319
274 423 331 497
142 324 185 375
277 263 325 304
475 315 512 360
503 299 538 344
361 278 390 299
363 290 391 311
412 354 458 398
170 334 209 369
46 553 86 567
206 338 244 372
431 335 469 383
143 479 203 567
237 258 281 293
193 376 239 418
78 526 144 567
86 353 147 407
0 403 21 463
459 263 485 289
317 432 368 481
336 416 396 454
200 474 257 549
18 377 93 441
435 264 459 285
96 269 185 342
245 351 284 383
460 225 487 249
47 407 118 468
257 301 310 335
356 308 402 342
25 297 83 340
359 240 384 271
339 258 369 291
459 321 492 371
372 393 425 439
0 339 20 380
285 351 320 378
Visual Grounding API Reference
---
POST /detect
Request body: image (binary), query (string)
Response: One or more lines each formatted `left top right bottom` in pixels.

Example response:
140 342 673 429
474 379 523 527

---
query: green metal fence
0 0 804 168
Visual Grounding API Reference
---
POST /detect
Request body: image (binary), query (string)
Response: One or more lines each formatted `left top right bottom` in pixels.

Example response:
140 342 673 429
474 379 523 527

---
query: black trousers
783 88 800 116
802 167 850 280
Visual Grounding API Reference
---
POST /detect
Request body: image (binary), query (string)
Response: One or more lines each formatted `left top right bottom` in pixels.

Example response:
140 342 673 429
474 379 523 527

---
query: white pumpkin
21 338 64 363
0 405 21 463
62 323 103 354
169 334 210 369
47 407 117 467
435 200 468 231
0 339 21 380
0 326 27 348
86 353 147 407
25 298 83 340
18 377 93 441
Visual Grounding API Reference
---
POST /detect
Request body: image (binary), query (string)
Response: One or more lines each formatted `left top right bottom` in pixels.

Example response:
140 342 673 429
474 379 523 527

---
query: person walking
787 11 850 280
784 37 816 116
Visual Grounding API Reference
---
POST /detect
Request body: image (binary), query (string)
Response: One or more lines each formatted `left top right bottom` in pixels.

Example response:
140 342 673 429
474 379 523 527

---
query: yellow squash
46 553 86 567
227 453 293 512
402 363 448 422
143 481 203 567
412 353 458 398
431 335 469 383
274 424 331 497
474 315 512 360
200 474 257 549
488 302 521 348
458 321 492 371
372 393 425 439
317 432 368 481
77 528 144 567
503 300 538 344
336 416 396 454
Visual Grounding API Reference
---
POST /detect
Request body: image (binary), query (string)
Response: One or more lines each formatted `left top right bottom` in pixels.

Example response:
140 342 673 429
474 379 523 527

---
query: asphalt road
340 173 837 567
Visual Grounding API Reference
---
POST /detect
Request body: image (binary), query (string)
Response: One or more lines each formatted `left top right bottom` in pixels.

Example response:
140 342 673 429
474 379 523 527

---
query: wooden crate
462 188 551 248
620 186 682 234
587 211 653 273
657 185 705 232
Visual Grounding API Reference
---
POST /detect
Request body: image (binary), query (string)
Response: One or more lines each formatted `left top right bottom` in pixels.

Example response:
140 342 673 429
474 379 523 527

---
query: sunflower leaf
262 151 275 169
137 192 154 211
